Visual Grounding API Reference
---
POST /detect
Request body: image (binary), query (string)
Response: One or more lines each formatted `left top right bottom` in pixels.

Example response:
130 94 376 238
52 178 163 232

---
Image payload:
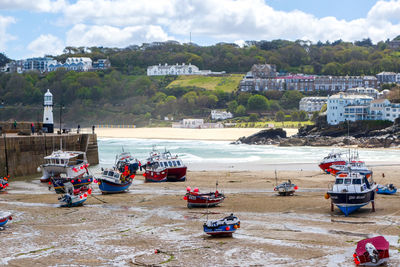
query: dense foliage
51 38 400 76
2 38 400 125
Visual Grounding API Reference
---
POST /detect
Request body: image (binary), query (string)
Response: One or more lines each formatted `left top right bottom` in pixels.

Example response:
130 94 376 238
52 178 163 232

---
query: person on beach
31 123 35 134
13 120 17 129
77 124 80 134
92 125 95 134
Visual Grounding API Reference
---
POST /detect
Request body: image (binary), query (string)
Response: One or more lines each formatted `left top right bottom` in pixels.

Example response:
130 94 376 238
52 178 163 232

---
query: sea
98 138 400 171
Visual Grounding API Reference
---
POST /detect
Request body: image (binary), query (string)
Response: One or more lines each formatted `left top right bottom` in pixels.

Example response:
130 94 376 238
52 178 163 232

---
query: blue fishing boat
377 184 397 195
115 151 139 174
327 171 377 216
0 212 12 227
203 213 240 237
97 169 134 194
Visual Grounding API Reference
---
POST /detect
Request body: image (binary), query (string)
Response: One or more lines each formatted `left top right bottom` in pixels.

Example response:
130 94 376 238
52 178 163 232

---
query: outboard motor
365 242 379 264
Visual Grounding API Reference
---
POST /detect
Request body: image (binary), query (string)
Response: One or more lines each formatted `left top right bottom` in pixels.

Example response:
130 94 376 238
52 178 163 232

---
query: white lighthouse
43 89 54 133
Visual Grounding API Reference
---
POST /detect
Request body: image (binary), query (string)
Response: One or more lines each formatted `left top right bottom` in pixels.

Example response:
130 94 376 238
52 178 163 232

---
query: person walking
31 123 35 135
13 120 17 129
77 124 80 134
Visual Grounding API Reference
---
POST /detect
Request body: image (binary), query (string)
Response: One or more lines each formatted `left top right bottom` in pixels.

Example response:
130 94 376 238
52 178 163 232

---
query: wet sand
0 167 399 266
94 127 298 141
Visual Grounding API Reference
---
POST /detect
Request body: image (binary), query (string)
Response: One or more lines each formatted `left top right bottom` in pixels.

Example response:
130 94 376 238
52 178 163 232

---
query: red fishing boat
353 236 389 266
143 148 187 182
183 186 225 208
319 151 346 172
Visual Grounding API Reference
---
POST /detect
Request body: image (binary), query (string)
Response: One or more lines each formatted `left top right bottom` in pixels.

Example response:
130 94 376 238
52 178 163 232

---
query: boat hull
52 175 93 194
377 188 397 195
98 179 132 194
329 190 375 216
145 166 187 182
0 212 12 227
187 193 225 208
319 161 346 172
59 195 87 207
203 224 238 237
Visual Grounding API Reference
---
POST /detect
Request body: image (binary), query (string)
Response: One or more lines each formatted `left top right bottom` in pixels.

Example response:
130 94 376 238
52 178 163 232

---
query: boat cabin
332 172 373 193
147 159 184 170
44 151 86 167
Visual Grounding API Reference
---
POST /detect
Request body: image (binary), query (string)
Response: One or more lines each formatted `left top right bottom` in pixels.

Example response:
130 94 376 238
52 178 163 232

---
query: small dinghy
0 211 12 228
274 180 298 196
203 213 240 237
58 182 91 207
184 184 225 208
0 177 9 191
376 184 397 195
353 236 389 266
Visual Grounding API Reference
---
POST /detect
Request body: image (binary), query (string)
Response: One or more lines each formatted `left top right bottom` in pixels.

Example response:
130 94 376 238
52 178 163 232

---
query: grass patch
160 254 175 264
167 74 243 92
15 246 55 257
118 228 131 233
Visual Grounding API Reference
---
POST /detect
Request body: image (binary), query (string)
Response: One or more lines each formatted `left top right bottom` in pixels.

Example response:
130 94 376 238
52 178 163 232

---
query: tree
279 91 303 109
299 110 308 121
275 111 285 122
235 105 247 116
249 113 258 122
311 111 319 122
227 100 238 113
291 111 299 121
247 94 269 112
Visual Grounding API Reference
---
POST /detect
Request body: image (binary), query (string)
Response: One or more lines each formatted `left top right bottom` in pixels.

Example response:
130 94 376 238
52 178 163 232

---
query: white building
376 72 397 84
48 57 93 72
346 87 380 99
147 63 224 76
181 119 204 128
147 63 199 76
211 110 233 120
327 94 374 125
299 97 327 112
396 73 400 84
327 93 400 125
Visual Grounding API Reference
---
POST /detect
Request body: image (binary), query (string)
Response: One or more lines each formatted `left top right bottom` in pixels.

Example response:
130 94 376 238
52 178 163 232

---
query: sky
0 0 400 59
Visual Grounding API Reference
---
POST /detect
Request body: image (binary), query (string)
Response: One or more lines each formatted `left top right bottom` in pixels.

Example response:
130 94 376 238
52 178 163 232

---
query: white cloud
66 24 171 47
0 0 66 12
0 15 16 52
55 0 400 45
27 34 64 57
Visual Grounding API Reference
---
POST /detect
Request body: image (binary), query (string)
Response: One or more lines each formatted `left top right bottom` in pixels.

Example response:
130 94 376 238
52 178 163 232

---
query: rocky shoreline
235 118 400 148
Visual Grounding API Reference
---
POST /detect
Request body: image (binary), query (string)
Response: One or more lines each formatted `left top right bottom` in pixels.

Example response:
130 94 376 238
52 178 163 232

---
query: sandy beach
1 167 399 266
94 127 298 141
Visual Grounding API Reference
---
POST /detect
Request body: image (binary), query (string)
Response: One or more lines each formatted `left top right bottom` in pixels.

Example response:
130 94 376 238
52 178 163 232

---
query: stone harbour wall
0 133 98 177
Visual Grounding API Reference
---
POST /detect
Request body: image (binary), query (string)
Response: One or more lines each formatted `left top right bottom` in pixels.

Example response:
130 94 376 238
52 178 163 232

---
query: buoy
71 180 75 183
94 179 97 183
225 226 230 231
183 196 187 200
79 195 83 199
83 193 87 197
88 188 92 195
186 186 191 192
324 192 330 199
234 225 238 229
193 188 199 193
48 181 51 185
294 186 298 190
77 179 81 183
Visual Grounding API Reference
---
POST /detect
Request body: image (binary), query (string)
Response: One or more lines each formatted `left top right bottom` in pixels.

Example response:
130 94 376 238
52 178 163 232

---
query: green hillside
167 74 243 92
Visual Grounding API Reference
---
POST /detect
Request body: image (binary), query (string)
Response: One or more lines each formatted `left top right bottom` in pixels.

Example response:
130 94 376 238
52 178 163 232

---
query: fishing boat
328 160 370 176
115 151 139 174
39 150 93 193
184 186 225 208
0 176 9 191
353 236 389 266
376 184 397 195
319 151 346 172
97 168 134 194
0 211 12 228
143 148 187 182
274 180 298 196
326 171 377 216
203 213 240 237
58 182 91 207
